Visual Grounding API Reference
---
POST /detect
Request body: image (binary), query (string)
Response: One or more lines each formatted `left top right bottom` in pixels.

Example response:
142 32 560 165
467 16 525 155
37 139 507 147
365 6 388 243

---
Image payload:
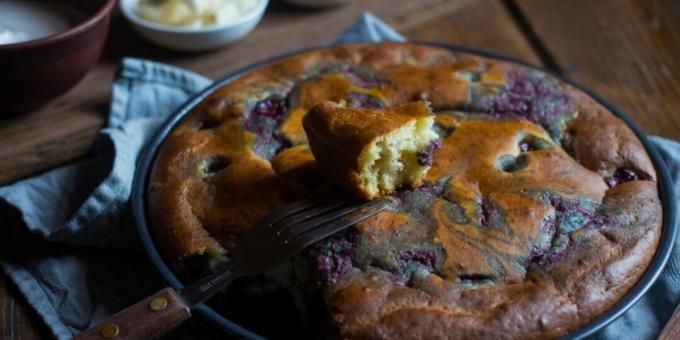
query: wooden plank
0 276 46 340
0 0 539 186
659 301 680 340
515 0 680 140
403 0 540 64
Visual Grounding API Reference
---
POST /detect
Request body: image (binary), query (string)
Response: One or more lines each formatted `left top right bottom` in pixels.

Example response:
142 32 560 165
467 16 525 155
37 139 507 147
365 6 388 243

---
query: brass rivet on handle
100 323 119 338
149 297 168 312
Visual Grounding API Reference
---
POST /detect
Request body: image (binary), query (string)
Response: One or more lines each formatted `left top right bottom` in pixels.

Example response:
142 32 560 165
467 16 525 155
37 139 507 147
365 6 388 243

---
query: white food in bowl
0 1 86 45
137 0 259 28
119 0 267 51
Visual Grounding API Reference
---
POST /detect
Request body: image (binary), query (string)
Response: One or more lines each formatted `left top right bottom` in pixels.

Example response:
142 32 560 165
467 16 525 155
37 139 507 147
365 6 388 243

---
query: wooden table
1 0 678 338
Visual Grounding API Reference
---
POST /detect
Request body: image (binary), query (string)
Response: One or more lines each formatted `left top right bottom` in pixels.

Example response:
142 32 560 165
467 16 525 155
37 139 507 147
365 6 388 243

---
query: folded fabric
0 59 212 339
0 12 677 340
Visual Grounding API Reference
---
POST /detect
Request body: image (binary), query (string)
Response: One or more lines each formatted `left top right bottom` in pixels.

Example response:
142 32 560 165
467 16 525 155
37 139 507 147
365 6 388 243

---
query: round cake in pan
147 43 662 339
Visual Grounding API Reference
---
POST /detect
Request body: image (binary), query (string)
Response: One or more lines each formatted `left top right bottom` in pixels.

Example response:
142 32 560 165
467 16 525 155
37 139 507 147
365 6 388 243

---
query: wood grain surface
515 0 680 140
1 0 678 339
658 301 680 340
0 278 50 340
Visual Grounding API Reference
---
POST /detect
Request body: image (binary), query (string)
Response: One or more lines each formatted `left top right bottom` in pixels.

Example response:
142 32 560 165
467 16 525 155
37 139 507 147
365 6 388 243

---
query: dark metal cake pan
131 43 678 340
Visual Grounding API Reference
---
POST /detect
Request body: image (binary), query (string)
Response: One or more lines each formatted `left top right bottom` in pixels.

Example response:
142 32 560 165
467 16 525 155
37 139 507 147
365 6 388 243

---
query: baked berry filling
534 233 571 266
605 167 652 187
530 196 607 266
416 140 442 166
243 96 288 159
396 248 437 281
476 71 573 139
252 97 286 126
479 197 498 227
393 179 447 212
527 217 555 262
552 196 607 230
306 229 357 285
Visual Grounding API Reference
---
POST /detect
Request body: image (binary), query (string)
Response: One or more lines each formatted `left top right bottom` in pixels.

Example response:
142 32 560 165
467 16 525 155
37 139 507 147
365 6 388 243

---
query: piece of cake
303 101 440 200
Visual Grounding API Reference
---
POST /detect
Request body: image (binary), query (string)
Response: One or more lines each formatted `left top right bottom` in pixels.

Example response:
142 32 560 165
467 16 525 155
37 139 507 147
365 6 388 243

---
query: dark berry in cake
416 140 442 166
478 71 573 139
479 197 497 227
396 248 437 281
306 229 357 285
242 96 288 159
605 167 652 187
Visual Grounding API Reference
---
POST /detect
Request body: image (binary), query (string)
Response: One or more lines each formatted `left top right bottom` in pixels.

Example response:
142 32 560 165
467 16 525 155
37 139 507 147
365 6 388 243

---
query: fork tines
273 198 388 246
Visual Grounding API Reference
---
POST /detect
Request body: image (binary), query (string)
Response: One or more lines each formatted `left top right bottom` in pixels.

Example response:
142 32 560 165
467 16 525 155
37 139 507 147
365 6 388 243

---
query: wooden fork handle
75 287 191 340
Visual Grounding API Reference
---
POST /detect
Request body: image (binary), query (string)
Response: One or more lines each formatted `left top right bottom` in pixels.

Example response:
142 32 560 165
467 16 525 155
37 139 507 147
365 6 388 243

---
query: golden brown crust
565 92 656 180
147 42 663 338
271 144 319 184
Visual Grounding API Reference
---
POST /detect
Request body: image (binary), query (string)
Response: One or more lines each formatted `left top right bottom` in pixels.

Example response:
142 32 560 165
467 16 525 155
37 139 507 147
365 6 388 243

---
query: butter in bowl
119 0 268 51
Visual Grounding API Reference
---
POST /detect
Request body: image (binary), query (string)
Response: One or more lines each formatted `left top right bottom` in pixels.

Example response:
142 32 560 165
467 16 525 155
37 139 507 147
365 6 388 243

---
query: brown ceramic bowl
0 0 116 114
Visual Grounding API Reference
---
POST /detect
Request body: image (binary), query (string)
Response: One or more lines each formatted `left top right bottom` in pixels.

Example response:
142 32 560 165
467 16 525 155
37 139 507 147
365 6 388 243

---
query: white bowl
119 0 268 51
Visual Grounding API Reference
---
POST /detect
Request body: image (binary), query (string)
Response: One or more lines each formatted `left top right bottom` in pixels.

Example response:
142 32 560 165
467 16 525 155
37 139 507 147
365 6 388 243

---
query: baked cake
147 43 662 338
303 100 440 199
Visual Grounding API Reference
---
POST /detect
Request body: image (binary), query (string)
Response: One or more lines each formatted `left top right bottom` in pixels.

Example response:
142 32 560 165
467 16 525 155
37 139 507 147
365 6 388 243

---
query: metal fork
76 198 388 340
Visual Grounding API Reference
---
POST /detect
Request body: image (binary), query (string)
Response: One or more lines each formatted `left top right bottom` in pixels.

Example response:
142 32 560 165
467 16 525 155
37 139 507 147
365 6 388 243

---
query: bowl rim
131 42 678 340
118 0 269 34
0 0 116 50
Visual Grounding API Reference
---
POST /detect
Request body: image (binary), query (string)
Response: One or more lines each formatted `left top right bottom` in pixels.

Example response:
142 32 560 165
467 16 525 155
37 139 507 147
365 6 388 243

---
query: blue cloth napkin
0 12 677 340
